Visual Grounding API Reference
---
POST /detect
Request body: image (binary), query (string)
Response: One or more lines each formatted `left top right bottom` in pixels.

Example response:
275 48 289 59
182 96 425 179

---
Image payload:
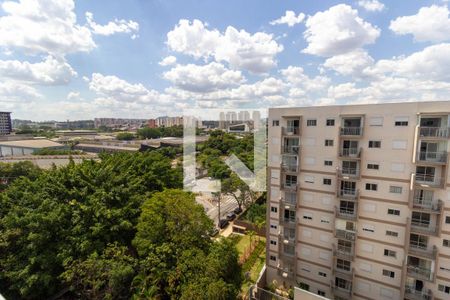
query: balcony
281 155 298 173
280 197 296 210
281 217 296 228
335 229 356 241
412 197 442 213
419 127 450 139
282 126 300 136
418 151 448 164
408 244 437 261
282 144 299 154
410 221 439 237
407 265 433 282
414 174 445 188
339 148 361 159
332 282 352 298
277 266 295 279
404 286 432 300
335 206 357 221
333 244 354 261
281 182 298 191
281 162 297 173
340 127 363 137
337 167 360 179
338 188 359 201
334 266 354 281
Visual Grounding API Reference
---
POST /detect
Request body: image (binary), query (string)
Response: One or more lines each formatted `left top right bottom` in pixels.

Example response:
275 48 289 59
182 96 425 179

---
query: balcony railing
281 217 296 228
280 197 296 210
418 151 448 163
338 167 360 178
281 162 298 173
332 283 352 297
338 188 359 200
410 220 439 236
408 244 437 260
277 267 295 279
281 182 298 191
339 148 361 158
340 127 363 136
412 197 442 213
282 145 299 154
333 244 354 261
335 229 356 241
419 127 450 138
282 127 300 136
407 265 433 281
404 286 432 300
414 174 444 187
335 206 357 221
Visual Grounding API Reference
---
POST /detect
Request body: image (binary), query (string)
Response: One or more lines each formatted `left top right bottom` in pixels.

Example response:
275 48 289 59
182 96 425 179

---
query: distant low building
0 112 12 135
0 139 66 157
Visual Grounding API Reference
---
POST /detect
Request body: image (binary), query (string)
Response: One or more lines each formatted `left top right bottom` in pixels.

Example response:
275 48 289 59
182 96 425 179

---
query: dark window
366 183 377 191
369 140 381 148
386 230 398 237
388 209 400 216
367 163 379 170
438 284 450 294
324 160 333 166
318 291 326 296
270 240 277 245
326 119 335 126
270 255 276 261
382 269 395 278
395 121 408 126
325 139 334 146
323 178 332 185
299 282 309 291
444 240 450 247
272 120 279 126
271 206 277 213
446 216 450 224
307 119 317 126
384 249 396 258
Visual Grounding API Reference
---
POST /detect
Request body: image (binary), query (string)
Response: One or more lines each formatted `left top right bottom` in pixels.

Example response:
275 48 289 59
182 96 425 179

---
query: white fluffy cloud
328 83 361 98
303 4 380 57
357 0 385 12
86 12 139 38
159 56 177 66
0 0 95 55
67 91 80 100
281 66 330 91
390 5 450 42
270 10 305 27
0 81 41 103
167 19 283 73
163 62 245 93
323 49 374 76
0 56 77 85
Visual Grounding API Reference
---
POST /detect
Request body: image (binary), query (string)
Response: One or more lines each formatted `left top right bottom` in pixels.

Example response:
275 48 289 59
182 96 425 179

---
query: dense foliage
137 126 183 139
116 132 136 141
0 161 42 190
0 153 241 299
32 149 86 155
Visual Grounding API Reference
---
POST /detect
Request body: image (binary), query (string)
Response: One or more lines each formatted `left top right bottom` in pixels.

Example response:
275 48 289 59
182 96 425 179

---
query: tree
116 132 135 140
222 173 256 210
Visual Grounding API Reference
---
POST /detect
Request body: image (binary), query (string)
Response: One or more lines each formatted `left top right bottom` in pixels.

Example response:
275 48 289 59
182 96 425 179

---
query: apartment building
0 112 12 135
266 101 450 300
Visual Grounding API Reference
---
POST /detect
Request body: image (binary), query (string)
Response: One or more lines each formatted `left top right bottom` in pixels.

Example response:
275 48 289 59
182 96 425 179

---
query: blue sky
0 0 449 120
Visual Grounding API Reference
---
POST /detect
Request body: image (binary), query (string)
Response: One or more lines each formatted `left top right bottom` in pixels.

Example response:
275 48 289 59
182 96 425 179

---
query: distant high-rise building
226 111 237 124
238 111 250 122
252 110 261 130
267 101 450 300
148 119 157 128
219 112 226 129
0 112 12 135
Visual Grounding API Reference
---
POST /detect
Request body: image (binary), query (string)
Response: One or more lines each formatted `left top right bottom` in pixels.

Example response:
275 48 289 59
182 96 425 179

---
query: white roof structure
0 139 63 149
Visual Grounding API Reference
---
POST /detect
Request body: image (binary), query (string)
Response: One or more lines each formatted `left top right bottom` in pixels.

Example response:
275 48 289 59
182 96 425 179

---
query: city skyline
1 0 450 121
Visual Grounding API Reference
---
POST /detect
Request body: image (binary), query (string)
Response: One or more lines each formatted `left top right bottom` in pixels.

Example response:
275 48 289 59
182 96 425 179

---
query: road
196 193 239 226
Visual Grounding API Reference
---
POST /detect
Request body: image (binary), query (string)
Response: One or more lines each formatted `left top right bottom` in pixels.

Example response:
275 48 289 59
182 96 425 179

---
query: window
270 224 277 229
270 255 276 261
301 267 310 272
270 240 277 245
362 225 375 233
389 186 402 194
395 117 409 126
388 209 400 216
382 269 395 278
324 160 333 166
303 214 312 220
326 119 335 126
384 249 397 258
299 282 309 291
304 175 314 183
438 284 450 294
444 239 450 247
325 139 334 146
323 178 332 185
318 271 327 277
446 216 450 224
307 119 317 126
272 120 279 126
318 290 326 297
271 206 278 213
366 183 378 191
367 163 379 170
368 140 381 148
386 230 398 237
369 117 383 126
336 259 351 271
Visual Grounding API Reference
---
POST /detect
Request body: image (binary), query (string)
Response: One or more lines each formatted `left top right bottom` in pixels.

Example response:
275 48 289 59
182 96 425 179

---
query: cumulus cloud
0 0 95 55
357 0 385 12
85 12 139 38
0 81 41 103
167 19 283 73
270 10 305 27
280 66 330 91
67 91 80 100
159 56 177 66
323 49 374 76
390 5 450 42
163 62 245 93
0 56 77 85
303 4 380 57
